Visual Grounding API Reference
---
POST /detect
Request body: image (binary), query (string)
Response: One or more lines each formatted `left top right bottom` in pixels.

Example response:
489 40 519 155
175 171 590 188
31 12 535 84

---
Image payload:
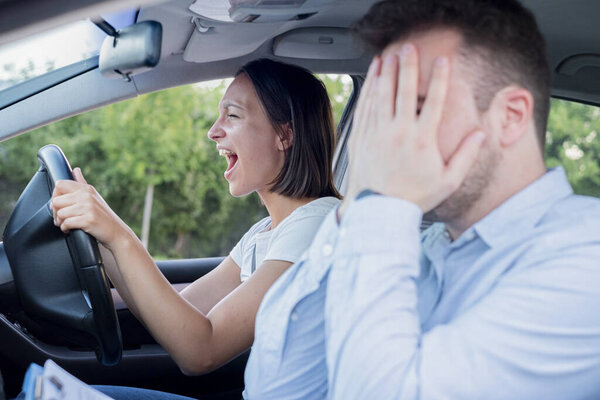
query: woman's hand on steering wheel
51 168 131 251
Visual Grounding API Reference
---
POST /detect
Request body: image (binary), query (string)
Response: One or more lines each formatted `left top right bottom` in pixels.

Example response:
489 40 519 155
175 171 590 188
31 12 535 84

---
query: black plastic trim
0 56 99 111
156 257 225 284
0 243 13 286
552 94 600 108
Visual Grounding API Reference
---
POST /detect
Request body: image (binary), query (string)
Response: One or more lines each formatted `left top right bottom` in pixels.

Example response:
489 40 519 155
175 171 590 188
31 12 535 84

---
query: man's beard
424 142 500 224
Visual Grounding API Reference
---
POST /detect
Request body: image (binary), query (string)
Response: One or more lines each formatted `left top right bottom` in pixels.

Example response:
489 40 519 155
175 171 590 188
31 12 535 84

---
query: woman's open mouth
219 149 238 180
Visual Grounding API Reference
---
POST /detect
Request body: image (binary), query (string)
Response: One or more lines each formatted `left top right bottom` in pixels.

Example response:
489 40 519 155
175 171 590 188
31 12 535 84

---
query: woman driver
50 58 341 399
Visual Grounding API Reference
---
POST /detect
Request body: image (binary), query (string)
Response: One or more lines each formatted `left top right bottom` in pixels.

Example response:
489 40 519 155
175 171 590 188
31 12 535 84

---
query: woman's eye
227 114 238 119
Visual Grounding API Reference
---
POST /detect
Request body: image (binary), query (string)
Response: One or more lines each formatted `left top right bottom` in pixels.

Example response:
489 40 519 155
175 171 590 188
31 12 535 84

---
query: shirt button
290 312 299 322
322 244 333 256
339 228 347 237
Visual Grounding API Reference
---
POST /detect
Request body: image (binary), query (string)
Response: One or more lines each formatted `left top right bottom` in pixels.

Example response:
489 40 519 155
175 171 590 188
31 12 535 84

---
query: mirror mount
98 20 162 81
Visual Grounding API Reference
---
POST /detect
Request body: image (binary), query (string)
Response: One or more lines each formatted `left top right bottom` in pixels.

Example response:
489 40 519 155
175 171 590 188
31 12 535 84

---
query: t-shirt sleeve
230 216 271 270
229 233 245 270
263 213 329 264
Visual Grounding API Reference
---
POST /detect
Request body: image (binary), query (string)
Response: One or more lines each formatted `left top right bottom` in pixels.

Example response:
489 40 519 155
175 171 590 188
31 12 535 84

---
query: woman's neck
258 190 318 229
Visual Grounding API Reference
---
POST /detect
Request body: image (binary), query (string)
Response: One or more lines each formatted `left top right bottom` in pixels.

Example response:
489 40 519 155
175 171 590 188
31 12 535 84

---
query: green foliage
546 99 600 197
0 74 353 259
11 76 600 258
0 83 264 259
319 74 354 125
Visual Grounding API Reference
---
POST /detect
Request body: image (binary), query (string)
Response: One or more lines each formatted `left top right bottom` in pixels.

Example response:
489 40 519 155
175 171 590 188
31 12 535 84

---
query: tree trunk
141 183 154 249
173 232 189 258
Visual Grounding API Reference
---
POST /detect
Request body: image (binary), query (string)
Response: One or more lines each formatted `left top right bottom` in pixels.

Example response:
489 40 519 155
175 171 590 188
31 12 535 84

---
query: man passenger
243 0 600 399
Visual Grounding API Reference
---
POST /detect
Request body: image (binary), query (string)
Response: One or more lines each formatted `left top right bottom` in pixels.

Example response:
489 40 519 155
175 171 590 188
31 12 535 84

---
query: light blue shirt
244 167 600 399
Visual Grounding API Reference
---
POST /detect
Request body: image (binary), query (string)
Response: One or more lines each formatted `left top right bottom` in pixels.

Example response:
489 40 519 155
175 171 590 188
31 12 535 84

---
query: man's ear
277 122 294 151
491 86 534 147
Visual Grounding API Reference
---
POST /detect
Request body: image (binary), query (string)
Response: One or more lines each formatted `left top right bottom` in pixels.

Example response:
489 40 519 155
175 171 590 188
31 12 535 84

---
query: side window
546 99 600 197
318 74 354 125
0 74 353 260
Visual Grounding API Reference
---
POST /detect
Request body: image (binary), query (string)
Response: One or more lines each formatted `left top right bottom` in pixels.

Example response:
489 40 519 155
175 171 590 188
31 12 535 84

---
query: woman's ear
492 86 534 148
277 122 294 151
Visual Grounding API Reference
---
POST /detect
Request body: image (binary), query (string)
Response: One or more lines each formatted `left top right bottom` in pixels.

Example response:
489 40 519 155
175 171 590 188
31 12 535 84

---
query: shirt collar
471 167 573 248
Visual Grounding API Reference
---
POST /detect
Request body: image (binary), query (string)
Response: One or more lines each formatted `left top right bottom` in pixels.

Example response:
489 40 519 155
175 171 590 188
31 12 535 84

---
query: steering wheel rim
4 144 122 365
38 144 122 365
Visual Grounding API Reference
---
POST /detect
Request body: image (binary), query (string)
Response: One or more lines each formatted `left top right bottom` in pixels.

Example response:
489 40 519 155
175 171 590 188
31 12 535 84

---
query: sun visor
273 27 362 60
189 0 336 23
183 18 284 63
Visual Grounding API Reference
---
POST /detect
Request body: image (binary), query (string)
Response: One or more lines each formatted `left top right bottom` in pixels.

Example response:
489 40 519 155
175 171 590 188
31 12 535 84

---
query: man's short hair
352 0 551 150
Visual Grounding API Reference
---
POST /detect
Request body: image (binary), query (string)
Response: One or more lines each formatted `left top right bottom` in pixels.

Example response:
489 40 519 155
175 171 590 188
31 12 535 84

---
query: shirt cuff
337 196 423 256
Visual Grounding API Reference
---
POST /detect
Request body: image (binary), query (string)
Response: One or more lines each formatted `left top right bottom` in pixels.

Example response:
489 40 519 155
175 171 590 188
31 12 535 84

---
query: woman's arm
180 256 242 315
106 232 292 375
51 171 293 374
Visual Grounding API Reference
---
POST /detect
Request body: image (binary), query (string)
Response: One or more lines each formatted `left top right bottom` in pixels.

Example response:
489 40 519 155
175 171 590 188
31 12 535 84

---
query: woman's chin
228 184 252 198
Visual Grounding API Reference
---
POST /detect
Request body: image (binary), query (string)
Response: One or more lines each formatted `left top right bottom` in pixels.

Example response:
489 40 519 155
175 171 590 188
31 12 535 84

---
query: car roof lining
3 0 600 141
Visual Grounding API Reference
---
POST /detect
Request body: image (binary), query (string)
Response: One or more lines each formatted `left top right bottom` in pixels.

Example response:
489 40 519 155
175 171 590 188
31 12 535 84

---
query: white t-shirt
230 196 340 282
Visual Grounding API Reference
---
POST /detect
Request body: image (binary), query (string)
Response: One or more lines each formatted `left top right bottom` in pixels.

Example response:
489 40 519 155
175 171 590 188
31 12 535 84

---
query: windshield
0 10 137 92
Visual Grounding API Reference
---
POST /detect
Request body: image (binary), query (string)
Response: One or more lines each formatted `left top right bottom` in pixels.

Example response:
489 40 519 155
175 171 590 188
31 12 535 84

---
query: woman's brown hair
237 58 341 199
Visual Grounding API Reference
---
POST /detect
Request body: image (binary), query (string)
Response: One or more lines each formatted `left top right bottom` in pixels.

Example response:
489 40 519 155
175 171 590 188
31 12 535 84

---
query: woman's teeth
219 149 238 178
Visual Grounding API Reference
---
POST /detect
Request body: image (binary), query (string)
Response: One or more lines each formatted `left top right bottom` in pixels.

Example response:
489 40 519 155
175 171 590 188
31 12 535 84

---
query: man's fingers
354 57 381 126
418 56 450 143
350 57 381 155
396 44 419 123
377 54 399 121
444 130 485 190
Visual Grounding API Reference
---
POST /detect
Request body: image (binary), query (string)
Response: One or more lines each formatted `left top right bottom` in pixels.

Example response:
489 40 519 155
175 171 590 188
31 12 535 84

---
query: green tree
546 99 600 197
0 73 355 259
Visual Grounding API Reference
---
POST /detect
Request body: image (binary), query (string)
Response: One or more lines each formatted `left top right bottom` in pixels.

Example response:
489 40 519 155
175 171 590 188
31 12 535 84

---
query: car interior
1 0 600 398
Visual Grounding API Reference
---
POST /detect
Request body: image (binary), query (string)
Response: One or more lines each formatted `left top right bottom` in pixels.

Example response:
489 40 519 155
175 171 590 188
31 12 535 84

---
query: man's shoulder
523 193 600 258
538 193 600 236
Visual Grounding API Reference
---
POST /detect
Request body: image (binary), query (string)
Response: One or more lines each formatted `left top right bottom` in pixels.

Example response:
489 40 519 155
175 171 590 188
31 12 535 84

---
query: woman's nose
207 121 225 141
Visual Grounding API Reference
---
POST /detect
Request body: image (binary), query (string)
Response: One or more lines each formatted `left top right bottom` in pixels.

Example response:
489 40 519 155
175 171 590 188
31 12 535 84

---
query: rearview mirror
99 20 162 80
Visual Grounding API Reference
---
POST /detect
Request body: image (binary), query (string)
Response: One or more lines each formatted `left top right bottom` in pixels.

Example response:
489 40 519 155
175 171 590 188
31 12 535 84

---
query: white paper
40 360 113 400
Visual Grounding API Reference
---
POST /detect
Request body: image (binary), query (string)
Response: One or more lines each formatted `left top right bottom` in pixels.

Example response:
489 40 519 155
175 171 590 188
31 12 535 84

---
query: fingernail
384 54 395 64
474 131 485 143
368 56 380 72
401 43 414 56
436 56 448 67
53 218 58 226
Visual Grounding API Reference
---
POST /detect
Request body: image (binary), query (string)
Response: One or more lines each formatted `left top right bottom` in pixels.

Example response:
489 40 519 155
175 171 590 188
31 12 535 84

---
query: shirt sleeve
263 211 332 264
229 236 244 270
325 196 600 400
230 217 269 270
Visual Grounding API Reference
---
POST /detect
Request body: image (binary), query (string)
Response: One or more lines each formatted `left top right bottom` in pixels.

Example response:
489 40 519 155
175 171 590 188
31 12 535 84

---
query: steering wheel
2 144 122 366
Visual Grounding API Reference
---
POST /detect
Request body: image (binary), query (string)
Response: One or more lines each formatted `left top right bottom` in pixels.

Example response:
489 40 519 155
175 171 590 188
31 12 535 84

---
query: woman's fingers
57 215 96 233
53 179 84 196
72 167 88 184
51 180 99 228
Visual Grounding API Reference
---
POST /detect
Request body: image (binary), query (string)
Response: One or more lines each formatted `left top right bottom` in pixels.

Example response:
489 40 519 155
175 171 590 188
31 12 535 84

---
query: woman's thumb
73 167 88 184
